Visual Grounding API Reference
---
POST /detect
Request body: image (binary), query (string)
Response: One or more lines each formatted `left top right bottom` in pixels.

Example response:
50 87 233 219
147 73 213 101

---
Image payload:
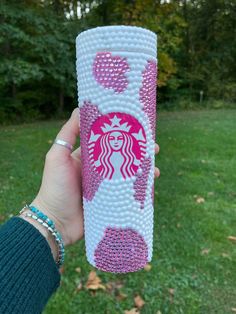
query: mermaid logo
88 112 146 180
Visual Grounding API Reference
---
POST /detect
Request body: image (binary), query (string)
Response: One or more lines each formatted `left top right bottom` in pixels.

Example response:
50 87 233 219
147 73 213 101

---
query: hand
29 108 160 247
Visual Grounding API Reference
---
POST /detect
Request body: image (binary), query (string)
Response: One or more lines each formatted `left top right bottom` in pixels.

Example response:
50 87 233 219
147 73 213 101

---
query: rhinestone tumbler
76 26 157 273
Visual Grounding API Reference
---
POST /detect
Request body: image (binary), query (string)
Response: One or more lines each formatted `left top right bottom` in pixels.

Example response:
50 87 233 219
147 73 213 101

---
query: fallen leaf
201 248 210 255
59 266 65 274
106 282 113 291
48 139 53 144
177 223 181 228
196 197 205 204
228 236 236 242
156 311 162 314
115 281 124 289
124 308 140 314
169 288 175 295
106 280 124 293
134 295 145 309
144 263 152 271
87 270 97 281
116 292 127 301
76 281 83 291
222 253 231 259
87 282 106 291
85 271 106 290
75 267 81 273
169 288 175 304
231 308 236 313
207 192 214 196
90 290 97 296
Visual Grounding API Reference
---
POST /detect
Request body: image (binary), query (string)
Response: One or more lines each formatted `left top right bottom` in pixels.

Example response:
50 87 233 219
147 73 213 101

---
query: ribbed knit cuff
0 217 61 314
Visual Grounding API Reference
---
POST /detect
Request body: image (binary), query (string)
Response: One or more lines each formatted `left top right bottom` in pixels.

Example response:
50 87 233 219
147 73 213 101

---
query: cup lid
76 25 157 58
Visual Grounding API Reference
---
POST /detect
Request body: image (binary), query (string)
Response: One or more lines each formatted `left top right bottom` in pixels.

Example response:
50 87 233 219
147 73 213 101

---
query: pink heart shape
93 52 130 93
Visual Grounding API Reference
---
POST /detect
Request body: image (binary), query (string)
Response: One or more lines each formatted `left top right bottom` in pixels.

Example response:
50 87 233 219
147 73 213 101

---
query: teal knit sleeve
0 217 61 314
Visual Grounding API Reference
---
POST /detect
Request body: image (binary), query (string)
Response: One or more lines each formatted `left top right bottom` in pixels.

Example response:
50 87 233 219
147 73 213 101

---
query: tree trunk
183 0 193 95
73 0 78 19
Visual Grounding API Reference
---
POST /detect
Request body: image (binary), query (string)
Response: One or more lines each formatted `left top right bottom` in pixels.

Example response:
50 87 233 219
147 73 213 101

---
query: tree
0 0 77 120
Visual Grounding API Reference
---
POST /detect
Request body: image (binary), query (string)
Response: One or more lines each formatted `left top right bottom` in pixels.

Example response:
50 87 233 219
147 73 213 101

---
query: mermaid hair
97 131 136 179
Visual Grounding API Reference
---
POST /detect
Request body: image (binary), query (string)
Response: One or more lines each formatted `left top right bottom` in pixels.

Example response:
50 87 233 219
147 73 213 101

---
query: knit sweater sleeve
0 217 61 314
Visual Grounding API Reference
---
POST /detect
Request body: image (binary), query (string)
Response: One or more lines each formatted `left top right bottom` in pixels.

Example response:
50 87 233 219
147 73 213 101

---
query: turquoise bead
28 205 65 268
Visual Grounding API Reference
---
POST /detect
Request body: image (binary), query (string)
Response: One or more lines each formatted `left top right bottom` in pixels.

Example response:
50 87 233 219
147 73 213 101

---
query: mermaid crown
101 115 131 133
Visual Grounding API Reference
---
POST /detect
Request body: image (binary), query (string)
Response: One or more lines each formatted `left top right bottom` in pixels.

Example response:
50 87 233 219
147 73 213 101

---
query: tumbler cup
76 25 157 273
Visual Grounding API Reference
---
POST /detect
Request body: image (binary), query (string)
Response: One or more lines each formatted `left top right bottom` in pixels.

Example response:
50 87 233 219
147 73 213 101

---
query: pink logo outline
88 112 146 180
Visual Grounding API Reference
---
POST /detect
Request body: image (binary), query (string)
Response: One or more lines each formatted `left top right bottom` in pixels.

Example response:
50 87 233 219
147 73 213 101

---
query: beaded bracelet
19 205 65 268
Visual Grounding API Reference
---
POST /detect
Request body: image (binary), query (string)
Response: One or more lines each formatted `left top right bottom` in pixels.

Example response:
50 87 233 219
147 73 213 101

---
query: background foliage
0 0 236 122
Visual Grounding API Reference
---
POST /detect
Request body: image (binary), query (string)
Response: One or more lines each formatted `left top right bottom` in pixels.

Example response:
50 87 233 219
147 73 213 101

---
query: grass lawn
0 109 236 314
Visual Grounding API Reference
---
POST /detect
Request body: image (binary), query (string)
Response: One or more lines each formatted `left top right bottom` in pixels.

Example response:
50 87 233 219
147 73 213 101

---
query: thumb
47 108 80 159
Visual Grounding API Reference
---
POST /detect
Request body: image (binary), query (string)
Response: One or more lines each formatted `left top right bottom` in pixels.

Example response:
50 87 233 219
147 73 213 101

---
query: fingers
71 146 81 161
154 144 160 178
47 108 80 158
155 143 160 154
155 167 160 178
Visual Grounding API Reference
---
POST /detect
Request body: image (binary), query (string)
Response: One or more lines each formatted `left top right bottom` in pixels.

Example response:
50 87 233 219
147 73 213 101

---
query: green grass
0 109 236 314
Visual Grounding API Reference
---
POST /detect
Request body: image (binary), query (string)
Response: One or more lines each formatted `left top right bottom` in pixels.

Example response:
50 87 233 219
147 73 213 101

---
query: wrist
31 197 68 246
19 211 58 262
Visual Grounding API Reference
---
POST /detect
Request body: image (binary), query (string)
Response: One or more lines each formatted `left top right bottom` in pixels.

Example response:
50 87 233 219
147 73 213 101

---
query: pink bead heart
139 60 157 140
80 101 103 201
94 227 148 273
93 52 130 93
